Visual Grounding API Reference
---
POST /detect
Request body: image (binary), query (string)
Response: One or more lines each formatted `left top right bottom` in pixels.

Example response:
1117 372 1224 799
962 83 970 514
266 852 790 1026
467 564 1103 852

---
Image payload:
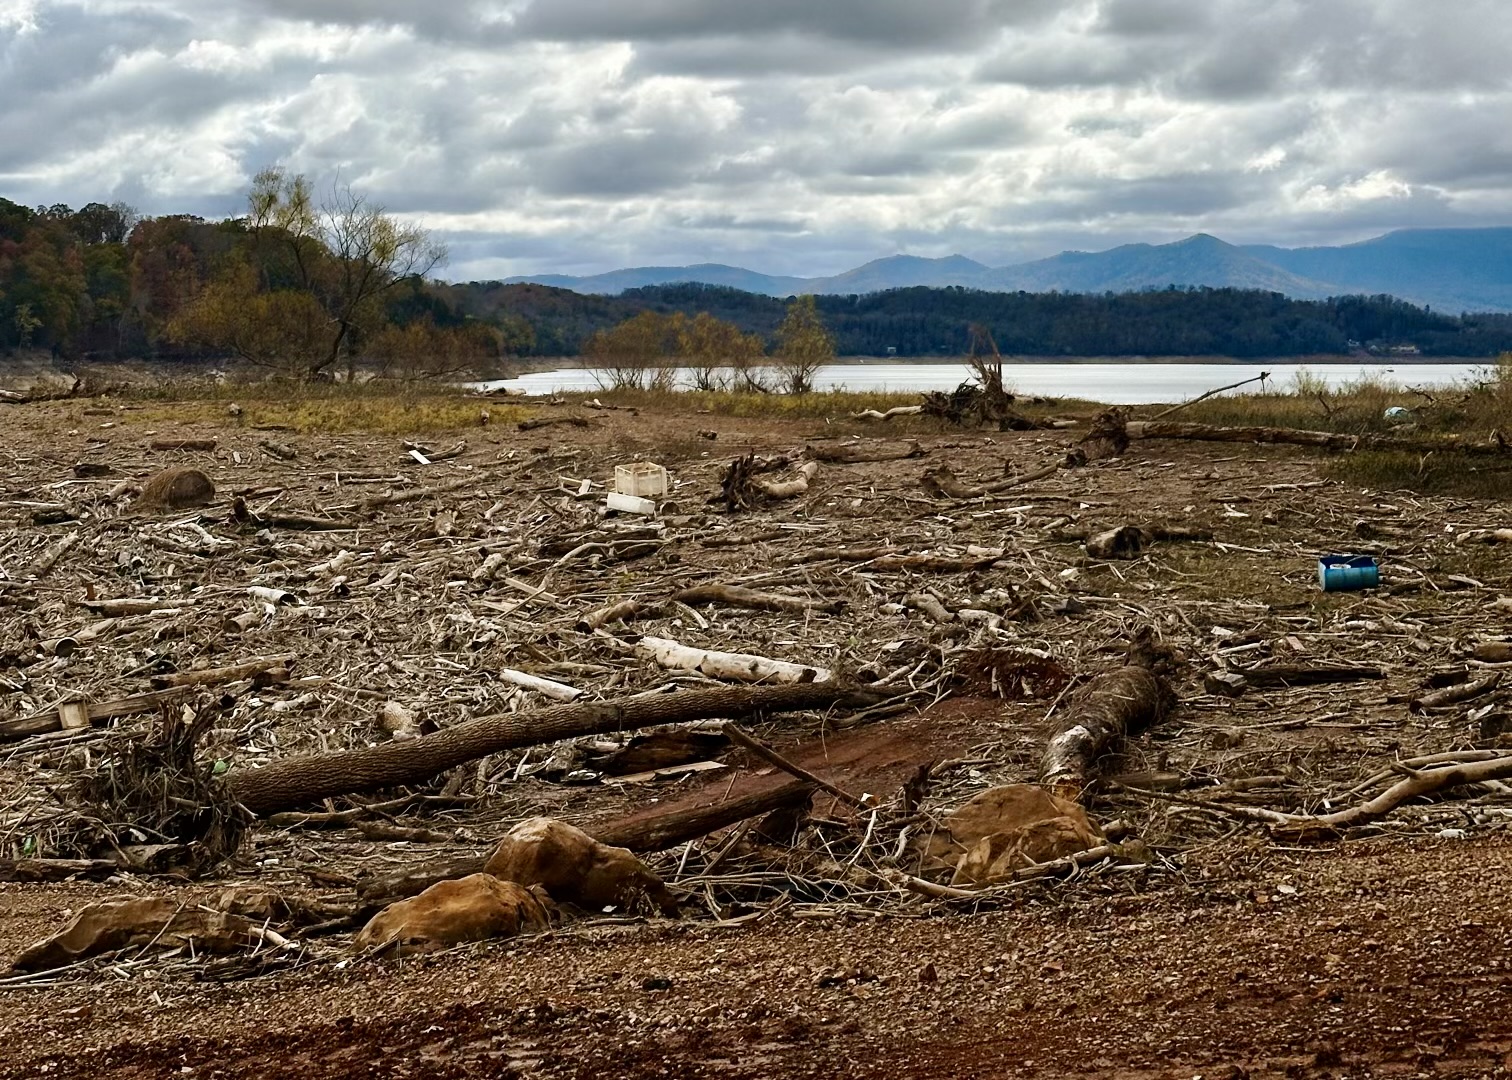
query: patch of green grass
1324 451 1512 499
106 378 521 434
1176 358 1512 439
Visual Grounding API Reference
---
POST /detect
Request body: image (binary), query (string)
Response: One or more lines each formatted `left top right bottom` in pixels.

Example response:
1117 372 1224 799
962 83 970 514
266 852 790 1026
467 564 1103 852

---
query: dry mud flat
0 396 1510 1078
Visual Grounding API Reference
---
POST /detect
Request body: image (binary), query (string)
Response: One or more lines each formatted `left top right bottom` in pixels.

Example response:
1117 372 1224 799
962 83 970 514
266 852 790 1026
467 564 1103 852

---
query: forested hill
442 281 1512 359
4 191 1512 364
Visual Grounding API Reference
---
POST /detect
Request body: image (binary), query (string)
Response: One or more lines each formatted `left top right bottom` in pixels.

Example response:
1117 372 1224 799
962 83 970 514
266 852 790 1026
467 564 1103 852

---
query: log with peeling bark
636 636 832 684
670 584 844 616
1041 631 1176 800
805 440 923 464
1126 420 1511 456
227 683 884 816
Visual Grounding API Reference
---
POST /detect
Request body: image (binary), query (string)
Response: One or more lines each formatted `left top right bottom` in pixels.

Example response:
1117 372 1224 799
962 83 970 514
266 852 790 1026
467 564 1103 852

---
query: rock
376 700 420 740
483 817 679 916
12 897 256 972
354 874 550 955
133 466 215 510
923 784 1104 889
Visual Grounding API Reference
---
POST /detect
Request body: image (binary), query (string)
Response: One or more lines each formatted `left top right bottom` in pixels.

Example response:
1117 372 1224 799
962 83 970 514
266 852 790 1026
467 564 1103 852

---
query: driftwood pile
1 392 1510 979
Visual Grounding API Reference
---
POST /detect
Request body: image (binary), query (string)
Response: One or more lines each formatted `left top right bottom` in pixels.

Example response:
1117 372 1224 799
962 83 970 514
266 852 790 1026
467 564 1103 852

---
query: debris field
0 392 1510 1079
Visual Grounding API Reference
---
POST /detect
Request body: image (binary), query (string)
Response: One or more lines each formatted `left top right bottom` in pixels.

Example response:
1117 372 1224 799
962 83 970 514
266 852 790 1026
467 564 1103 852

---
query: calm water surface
478 361 1491 405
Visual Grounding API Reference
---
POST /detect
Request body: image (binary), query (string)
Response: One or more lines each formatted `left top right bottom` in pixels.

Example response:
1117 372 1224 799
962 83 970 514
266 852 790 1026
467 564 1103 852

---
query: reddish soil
5 835 1512 1078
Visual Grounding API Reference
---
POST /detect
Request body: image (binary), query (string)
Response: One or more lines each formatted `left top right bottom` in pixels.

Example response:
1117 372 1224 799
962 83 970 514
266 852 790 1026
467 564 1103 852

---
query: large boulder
12 897 256 972
924 784 1104 888
484 817 678 916
355 874 551 955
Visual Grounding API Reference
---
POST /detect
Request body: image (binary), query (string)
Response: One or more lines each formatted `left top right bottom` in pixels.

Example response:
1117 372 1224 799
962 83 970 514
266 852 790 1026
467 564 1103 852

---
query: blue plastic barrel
1318 555 1379 591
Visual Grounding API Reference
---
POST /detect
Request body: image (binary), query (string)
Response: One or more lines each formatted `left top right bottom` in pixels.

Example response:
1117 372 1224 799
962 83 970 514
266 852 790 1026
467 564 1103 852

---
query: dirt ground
0 391 1509 1077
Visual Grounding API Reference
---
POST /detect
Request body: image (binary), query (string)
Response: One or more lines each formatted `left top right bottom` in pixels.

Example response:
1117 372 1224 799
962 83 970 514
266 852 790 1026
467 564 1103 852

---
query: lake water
477 361 1494 405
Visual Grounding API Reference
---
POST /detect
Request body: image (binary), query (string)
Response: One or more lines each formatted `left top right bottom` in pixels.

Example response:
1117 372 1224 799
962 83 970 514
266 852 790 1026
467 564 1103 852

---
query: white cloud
2 0 1511 279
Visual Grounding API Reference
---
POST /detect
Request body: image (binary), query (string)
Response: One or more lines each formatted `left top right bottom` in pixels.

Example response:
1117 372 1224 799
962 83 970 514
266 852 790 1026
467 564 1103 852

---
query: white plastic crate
614 461 668 498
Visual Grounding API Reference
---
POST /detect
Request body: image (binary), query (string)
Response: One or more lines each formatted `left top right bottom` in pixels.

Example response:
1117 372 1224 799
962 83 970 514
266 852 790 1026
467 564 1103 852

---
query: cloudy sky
3 0 1511 280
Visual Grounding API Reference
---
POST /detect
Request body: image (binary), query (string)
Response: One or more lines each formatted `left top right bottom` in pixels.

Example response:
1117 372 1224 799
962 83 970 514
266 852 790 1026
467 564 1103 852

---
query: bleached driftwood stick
497 668 582 702
636 636 832 684
753 461 820 500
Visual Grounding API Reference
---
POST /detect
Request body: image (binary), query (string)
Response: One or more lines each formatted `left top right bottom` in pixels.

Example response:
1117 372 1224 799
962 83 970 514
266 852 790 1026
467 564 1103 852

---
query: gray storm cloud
2 0 1510 279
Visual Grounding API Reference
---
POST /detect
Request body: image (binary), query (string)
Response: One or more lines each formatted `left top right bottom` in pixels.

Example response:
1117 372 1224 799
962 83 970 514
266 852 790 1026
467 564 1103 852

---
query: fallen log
228 683 883 816
518 415 591 432
590 778 815 852
722 724 867 807
232 496 355 532
151 654 296 690
352 779 818 912
575 598 658 632
805 440 923 464
1459 529 1512 546
636 636 833 684
1041 629 1176 800
150 438 217 452
1126 420 1512 456
670 584 844 616
753 461 819 500
0 687 195 741
496 668 582 702
1409 673 1502 713
790 545 897 565
870 553 1000 573
1239 664 1385 688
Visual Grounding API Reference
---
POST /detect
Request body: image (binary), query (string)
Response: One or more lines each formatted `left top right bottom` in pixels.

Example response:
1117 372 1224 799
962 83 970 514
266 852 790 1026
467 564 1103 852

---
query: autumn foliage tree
584 309 768 390
774 294 834 394
170 168 448 379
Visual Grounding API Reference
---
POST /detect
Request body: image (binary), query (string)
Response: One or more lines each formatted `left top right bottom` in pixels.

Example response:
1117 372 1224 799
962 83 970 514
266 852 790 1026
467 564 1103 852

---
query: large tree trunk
228 683 880 816
1040 630 1176 800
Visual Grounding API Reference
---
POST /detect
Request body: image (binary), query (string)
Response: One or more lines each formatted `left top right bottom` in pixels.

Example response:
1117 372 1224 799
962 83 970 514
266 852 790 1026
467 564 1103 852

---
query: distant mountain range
505 228 1512 313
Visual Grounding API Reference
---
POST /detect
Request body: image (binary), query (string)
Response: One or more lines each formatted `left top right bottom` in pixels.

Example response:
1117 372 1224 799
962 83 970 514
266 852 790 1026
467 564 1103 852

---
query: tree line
8 179 1512 373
